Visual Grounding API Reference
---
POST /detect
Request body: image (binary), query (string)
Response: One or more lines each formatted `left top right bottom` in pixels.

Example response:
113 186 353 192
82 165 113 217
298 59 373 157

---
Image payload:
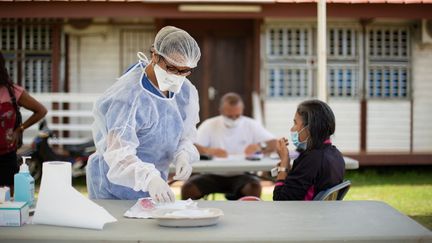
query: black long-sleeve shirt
273 143 345 201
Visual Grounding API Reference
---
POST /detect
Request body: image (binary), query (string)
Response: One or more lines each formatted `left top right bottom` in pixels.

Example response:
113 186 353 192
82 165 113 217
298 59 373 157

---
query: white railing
22 93 101 145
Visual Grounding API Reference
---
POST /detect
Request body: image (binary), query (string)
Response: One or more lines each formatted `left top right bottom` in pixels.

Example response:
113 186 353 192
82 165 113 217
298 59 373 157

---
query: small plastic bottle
14 156 35 208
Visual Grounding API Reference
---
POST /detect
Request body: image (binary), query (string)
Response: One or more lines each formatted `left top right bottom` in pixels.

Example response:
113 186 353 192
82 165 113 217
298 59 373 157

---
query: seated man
181 92 276 200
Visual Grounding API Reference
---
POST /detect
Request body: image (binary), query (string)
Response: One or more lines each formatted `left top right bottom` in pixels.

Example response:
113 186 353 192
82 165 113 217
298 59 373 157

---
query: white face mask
153 64 186 94
223 116 240 128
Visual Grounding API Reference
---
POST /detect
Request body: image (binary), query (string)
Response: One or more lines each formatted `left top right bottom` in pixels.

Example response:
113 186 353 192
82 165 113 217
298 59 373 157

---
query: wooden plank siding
329 101 361 153
68 28 121 93
412 43 432 152
367 101 411 152
264 100 361 153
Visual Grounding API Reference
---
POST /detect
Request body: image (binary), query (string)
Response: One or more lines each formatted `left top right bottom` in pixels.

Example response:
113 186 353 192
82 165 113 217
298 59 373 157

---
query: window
263 22 411 99
328 64 359 97
1 22 18 82
0 19 53 93
120 27 155 73
268 27 311 58
327 26 361 98
366 26 410 98
265 24 313 98
267 66 312 97
328 28 358 58
368 65 408 98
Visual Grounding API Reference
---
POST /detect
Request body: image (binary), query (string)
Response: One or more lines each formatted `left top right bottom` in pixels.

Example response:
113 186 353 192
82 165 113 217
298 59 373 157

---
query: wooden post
317 0 327 102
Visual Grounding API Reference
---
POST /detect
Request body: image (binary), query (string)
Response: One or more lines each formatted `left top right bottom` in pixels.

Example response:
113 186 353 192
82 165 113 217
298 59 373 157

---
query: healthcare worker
86 26 201 203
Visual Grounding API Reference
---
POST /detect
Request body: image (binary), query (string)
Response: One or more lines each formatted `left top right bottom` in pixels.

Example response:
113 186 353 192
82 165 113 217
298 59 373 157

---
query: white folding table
1 200 430 242
170 156 359 173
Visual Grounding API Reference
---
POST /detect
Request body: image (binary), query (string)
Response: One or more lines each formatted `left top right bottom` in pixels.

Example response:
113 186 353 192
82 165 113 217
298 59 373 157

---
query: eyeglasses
157 55 193 76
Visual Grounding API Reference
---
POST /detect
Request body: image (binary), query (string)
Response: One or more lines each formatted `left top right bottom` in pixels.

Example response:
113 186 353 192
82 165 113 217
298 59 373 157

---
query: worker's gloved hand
148 176 175 203
173 152 192 181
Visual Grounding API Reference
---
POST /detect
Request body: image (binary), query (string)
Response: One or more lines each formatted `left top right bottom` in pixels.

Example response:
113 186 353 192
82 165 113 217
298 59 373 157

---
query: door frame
155 19 261 120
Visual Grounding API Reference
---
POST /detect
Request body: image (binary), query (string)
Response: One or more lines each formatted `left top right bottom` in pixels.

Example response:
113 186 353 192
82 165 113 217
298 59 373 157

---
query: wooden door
158 19 254 122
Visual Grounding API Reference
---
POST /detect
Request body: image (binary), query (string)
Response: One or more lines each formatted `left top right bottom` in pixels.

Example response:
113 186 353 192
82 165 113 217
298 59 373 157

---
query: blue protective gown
86 62 199 199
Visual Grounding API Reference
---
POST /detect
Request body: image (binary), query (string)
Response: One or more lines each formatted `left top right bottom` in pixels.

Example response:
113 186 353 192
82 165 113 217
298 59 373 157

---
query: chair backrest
313 180 351 201
238 196 262 201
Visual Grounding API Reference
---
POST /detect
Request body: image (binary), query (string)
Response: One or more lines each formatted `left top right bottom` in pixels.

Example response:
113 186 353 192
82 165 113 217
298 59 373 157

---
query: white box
0 201 29 226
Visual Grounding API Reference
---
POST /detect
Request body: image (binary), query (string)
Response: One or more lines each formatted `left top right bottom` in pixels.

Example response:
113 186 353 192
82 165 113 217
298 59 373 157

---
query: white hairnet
153 26 201 68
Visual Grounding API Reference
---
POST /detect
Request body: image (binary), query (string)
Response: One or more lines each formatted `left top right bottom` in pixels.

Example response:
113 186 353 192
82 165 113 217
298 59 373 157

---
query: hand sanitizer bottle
14 156 35 208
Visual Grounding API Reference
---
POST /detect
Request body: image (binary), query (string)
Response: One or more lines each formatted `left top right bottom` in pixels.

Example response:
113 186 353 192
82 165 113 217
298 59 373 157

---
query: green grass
66 166 432 230
343 166 432 230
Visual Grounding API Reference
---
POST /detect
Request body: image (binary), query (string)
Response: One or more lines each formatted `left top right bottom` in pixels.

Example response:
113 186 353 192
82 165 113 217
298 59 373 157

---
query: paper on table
212 154 246 161
124 198 198 219
32 162 117 230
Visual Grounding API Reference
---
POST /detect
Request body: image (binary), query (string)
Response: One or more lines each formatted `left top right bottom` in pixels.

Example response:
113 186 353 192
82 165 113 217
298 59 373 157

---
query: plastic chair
238 196 262 201
313 180 351 201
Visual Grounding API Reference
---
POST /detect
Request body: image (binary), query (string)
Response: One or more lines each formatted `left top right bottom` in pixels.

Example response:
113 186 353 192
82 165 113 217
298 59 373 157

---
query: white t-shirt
196 115 275 155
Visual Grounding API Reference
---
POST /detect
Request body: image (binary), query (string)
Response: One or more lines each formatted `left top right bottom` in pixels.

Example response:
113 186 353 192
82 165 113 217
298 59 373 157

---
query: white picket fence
22 93 101 145
21 92 265 147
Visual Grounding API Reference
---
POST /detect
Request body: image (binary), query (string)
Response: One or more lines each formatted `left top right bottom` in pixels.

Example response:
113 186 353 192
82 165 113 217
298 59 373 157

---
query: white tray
151 208 223 227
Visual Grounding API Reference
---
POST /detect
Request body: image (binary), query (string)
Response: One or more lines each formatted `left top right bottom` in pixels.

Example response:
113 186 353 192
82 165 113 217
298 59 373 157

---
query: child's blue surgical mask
290 126 308 150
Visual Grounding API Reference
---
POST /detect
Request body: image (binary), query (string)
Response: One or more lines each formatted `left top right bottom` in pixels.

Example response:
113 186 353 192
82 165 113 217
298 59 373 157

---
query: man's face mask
153 64 186 94
290 126 308 150
223 116 240 128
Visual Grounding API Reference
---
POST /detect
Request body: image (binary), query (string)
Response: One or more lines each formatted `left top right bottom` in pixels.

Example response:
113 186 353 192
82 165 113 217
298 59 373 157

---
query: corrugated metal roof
3 0 432 3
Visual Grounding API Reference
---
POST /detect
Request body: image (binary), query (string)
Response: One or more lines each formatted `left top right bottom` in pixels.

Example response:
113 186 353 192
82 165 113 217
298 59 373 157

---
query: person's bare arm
244 139 277 156
194 144 228 158
275 137 290 181
16 91 47 131
262 139 277 154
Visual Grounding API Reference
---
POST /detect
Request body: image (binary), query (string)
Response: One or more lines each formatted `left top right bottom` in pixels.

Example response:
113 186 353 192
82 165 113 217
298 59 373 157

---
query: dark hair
0 51 13 89
296 99 335 150
219 92 243 108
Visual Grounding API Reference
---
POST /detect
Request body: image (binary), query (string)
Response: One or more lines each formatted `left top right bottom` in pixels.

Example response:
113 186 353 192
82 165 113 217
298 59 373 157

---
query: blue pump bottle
14 156 35 207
